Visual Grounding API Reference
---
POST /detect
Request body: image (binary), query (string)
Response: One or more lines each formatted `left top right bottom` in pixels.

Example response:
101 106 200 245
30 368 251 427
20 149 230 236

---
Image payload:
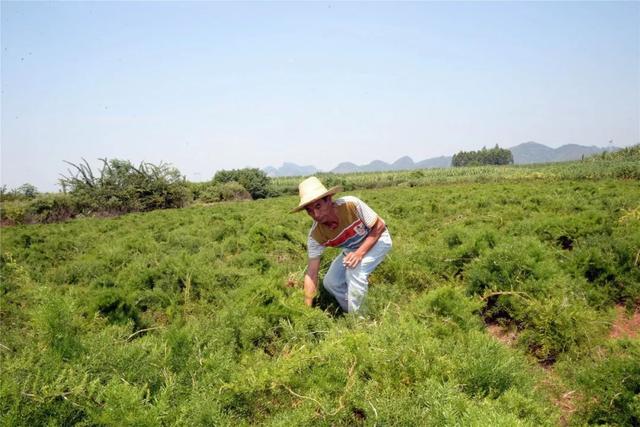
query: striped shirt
307 196 379 259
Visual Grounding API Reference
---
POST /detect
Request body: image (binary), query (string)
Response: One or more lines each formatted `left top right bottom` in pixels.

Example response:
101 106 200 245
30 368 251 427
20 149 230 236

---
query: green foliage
517 296 604 362
32 291 84 361
198 181 251 203
466 238 559 296
451 332 528 398
213 168 272 199
271 157 640 194
16 183 39 199
0 194 78 225
0 183 39 202
452 145 514 167
417 285 483 332
1 175 638 425
560 340 640 426
585 144 640 162
60 158 190 214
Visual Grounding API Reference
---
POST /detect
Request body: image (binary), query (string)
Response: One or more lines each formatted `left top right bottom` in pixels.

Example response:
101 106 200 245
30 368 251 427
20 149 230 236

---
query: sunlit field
2 166 639 425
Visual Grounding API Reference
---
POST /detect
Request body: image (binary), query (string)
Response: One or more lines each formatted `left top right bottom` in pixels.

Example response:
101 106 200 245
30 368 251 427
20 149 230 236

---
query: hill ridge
263 142 621 177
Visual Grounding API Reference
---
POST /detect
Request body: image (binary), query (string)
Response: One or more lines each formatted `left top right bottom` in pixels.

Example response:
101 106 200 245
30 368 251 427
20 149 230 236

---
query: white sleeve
353 197 379 228
307 234 325 259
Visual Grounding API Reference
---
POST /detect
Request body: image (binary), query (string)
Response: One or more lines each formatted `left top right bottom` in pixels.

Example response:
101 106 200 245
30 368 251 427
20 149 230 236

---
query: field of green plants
271 149 640 195
1 162 639 425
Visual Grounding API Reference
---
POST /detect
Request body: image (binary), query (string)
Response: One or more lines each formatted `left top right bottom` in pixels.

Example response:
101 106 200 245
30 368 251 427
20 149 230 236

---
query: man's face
304 197 333 223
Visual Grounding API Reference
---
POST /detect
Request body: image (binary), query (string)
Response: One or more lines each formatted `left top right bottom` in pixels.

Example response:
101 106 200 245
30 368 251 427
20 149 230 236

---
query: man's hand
304 258 321 307
343 251 364 269
341 217 386 269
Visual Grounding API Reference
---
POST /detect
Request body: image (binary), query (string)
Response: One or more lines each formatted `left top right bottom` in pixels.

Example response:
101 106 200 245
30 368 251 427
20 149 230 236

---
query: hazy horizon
2 1 639 191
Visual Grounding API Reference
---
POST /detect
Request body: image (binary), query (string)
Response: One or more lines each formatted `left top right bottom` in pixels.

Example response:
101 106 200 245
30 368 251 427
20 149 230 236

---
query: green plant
60 158 190 214
213 168 272 199
563 340 640 426
1 175 638 425
452 145 514 167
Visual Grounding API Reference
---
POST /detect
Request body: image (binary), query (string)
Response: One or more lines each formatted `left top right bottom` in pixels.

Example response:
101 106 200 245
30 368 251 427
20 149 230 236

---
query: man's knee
322 274 341 291
346 268 369 289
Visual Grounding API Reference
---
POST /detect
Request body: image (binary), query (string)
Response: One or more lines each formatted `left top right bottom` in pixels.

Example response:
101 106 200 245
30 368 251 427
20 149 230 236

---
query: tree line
452 145 513 167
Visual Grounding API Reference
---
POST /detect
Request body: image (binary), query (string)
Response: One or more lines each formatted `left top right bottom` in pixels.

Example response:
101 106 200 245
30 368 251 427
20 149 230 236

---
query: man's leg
345 231 392 313
322 253 348 311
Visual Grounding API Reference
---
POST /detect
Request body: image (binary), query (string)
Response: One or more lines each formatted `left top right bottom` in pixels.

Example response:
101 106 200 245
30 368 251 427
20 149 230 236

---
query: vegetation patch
1 165 639 424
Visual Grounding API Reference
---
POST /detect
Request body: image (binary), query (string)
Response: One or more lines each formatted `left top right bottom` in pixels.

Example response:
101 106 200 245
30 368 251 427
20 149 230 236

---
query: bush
466 238 558 296
567 340 640 426
199 181 251 203
213 168 272 199
415 285 483 332
60 158 190 214
452 332 528 398
517 296 604 362
0 201 28 224
0 194 77 225
33 293 84 361
568 232 640 306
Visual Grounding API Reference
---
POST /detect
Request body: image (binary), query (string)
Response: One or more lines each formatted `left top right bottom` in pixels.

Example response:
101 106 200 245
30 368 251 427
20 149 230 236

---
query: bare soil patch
609 304 640 339
485 322 518 346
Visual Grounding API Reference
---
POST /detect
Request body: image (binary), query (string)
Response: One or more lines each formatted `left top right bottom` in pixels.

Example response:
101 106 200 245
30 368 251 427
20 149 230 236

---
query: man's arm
342 217 386 269
304 257 321 307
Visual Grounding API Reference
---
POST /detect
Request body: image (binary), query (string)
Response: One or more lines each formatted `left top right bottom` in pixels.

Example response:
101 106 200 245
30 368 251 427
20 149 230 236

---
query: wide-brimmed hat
290 177 341 213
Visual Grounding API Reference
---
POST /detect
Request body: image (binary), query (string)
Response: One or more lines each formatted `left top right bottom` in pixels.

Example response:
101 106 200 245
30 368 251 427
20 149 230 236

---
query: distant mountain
391 156 415 170
415 156 452 169
509 142 556 164
263 143 622 177
329 155 453 174
510 142 621 164
332 162 360 174
361 160 390 172
263 162 318 177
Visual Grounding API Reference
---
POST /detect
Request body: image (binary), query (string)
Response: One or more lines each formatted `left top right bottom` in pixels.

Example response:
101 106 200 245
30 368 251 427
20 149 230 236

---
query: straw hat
291 177 342 213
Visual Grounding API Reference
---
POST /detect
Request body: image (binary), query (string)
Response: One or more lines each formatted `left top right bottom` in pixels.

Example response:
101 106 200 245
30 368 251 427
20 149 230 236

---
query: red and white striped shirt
307 196 379 259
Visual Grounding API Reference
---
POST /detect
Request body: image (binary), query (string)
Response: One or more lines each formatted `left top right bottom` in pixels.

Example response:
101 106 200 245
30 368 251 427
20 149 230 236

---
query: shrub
567 340 640 426
0 201 28 224
0 194 77 225
451 331 529 398
60 158 190 214
415 285 483 332
15 183 39 199
517 296 604 362
213 168 272 199
90 288 142 330
199 181 251 203
568 230 640 306
466 238 558 296
33 293 84 361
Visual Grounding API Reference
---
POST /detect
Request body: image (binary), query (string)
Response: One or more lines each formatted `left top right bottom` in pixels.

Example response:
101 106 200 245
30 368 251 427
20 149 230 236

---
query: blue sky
2 1 639 191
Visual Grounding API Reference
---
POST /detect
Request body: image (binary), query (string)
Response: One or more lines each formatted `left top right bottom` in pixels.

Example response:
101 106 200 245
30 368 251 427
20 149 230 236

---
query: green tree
213 168 272 199
452 145 513 167
16 183 39 199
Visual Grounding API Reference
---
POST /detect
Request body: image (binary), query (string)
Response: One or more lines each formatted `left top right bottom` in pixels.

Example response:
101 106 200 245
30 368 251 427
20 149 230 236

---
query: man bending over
291 177 392 313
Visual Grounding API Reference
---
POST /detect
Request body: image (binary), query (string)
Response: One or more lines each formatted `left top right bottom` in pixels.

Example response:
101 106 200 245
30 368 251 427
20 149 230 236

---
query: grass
1 172 639 425
271 156 640 194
